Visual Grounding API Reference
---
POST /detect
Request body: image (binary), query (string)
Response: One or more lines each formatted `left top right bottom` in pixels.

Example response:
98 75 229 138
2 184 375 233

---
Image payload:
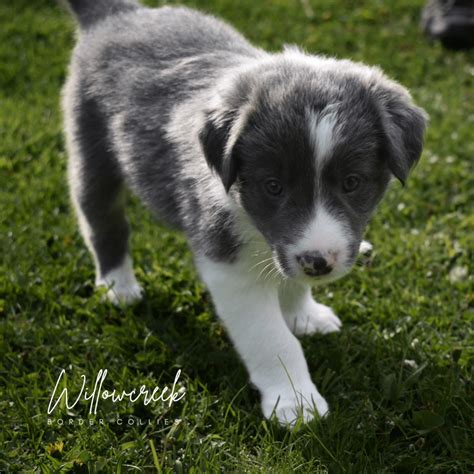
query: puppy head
199 56 427 284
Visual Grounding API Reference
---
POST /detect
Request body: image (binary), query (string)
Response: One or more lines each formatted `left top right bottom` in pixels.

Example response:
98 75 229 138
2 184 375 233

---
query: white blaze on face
307 106 340 170
285 107 351 280
289 205 352 278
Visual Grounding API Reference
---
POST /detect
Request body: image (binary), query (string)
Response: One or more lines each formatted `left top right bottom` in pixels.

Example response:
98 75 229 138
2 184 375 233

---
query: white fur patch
308 107 340 165
96 255 143 305
359 240 373 255
289 205 351 278
196 254 328 425
279 282 342 336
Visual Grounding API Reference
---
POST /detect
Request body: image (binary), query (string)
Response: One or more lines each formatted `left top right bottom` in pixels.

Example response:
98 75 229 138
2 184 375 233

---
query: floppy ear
377 90 428 184
199 112 238 192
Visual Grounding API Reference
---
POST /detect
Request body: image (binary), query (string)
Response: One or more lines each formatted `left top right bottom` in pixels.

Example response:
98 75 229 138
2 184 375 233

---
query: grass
0 0 473 471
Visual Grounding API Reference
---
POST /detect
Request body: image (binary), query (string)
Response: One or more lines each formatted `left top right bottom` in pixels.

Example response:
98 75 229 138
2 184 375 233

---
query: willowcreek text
47 369 185 415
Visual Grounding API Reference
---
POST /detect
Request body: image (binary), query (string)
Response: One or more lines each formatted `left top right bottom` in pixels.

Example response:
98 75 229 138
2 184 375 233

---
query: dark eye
264 178 283 196
342 175 360 193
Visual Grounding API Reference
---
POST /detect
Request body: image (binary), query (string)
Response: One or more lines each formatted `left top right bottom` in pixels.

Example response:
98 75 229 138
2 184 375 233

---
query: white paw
96 256 143 305
100 281 143 306
289 301 342 336
262 383 329 427
359 240 373 255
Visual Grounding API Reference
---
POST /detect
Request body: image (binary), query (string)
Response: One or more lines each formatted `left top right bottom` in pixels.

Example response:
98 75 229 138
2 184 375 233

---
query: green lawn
1 0 473 471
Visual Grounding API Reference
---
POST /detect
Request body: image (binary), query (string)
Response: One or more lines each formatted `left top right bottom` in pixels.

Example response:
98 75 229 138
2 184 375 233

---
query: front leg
278 281 341 336
197 256 328 426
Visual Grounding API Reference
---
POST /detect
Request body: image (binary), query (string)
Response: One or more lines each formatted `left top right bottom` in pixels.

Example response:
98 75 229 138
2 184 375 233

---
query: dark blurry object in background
421 0 474 49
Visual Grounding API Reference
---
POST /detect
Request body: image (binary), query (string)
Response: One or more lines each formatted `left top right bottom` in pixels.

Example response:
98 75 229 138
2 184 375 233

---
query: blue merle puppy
63 0 427 426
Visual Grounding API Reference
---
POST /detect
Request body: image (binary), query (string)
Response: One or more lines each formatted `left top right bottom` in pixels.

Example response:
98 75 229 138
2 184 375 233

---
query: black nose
296 252 332 276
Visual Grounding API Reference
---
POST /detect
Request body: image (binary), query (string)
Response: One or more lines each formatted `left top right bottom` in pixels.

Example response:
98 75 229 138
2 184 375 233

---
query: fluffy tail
64 0 139 28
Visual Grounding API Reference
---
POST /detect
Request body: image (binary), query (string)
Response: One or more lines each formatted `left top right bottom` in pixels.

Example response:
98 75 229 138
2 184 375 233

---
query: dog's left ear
376 88 428 184
199 112 239 192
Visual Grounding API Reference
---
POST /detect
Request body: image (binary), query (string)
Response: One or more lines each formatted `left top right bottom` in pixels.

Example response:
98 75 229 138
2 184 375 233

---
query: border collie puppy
63 0 426 425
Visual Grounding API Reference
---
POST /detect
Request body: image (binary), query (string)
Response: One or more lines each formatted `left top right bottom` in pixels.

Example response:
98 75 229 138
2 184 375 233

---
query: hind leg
70 180 143 305
64 89 142 304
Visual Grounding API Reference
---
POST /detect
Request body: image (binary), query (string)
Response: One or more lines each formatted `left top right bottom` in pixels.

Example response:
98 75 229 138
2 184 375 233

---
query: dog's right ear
199 113 237 192
199 112 239 193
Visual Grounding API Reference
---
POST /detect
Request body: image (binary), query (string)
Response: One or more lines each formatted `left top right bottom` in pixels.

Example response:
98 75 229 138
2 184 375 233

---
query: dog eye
342 175 360 193
264 178 283 196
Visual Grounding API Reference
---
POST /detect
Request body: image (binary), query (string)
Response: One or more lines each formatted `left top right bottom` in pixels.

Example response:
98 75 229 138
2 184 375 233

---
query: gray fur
62 1 426 282
64 0 139 29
